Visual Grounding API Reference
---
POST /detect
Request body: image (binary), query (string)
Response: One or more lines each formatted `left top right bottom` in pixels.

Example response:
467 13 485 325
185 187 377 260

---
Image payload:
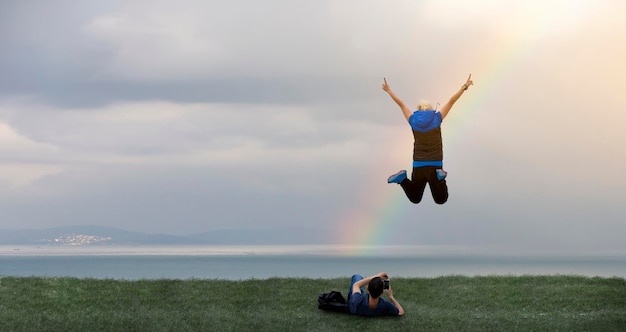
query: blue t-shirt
348 292 400 316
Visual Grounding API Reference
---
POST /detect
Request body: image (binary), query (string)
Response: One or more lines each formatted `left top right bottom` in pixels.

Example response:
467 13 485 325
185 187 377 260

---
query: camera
383 279 390 290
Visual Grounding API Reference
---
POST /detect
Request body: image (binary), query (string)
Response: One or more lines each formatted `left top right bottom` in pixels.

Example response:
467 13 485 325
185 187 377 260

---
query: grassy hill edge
1 275 625 331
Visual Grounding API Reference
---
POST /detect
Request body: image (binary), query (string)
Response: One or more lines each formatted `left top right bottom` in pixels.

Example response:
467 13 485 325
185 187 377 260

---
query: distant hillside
0 225 331 245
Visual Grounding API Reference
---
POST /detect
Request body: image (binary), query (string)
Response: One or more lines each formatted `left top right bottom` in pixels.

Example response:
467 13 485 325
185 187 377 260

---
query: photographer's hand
385 285 405 316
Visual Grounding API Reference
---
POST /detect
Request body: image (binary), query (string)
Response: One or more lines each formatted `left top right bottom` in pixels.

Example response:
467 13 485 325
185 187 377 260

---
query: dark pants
400 166 448 204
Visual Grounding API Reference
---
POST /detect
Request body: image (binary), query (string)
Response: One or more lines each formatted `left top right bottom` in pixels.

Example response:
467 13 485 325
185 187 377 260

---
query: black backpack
317 291 349 313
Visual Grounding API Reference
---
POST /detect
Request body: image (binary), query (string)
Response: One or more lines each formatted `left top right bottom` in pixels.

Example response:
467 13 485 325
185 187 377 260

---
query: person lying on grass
347 272 404 316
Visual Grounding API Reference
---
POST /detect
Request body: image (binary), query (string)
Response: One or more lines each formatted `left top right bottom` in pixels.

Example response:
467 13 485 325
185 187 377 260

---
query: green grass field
1 275 624 331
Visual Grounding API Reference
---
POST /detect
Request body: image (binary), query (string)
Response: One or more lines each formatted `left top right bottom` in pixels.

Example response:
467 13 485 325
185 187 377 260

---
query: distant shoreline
2 244 626 258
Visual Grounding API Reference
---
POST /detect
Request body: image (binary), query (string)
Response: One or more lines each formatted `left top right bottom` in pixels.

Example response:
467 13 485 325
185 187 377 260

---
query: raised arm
382 78 412 121
439 74 473 120
351 272 388 294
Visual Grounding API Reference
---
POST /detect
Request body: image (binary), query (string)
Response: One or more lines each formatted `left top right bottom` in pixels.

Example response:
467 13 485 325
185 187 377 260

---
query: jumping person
347 272 404 316
382 74 473 204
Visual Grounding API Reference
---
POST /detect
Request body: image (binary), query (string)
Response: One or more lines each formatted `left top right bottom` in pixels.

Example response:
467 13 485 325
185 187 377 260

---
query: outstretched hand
382 78 391 92
464 74 474 89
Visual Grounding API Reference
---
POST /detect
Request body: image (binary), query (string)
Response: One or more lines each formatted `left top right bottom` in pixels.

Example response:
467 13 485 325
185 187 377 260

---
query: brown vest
412 127 443 161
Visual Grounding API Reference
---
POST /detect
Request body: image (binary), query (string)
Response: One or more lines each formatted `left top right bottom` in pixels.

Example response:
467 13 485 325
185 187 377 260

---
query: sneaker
387 170 407 184
436 169 447 180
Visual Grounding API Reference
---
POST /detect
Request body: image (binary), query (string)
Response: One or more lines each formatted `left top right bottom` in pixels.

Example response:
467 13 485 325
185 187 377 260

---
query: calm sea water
1 245 625 280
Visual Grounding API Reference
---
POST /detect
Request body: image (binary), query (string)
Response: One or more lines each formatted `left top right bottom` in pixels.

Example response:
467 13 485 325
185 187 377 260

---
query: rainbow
329 0 594 255
333 27 530 256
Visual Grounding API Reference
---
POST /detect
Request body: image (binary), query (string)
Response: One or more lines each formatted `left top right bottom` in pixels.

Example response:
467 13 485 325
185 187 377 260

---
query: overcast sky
1 0 625 252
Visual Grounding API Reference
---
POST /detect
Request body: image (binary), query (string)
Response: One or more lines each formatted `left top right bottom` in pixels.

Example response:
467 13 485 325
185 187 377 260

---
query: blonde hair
417 100 433 110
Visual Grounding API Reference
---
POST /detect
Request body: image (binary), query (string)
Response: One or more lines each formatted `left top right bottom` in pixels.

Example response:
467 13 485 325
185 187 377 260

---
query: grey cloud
0 0 448 108
0 97 390 160
0 76 382 109
0 161 355 234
